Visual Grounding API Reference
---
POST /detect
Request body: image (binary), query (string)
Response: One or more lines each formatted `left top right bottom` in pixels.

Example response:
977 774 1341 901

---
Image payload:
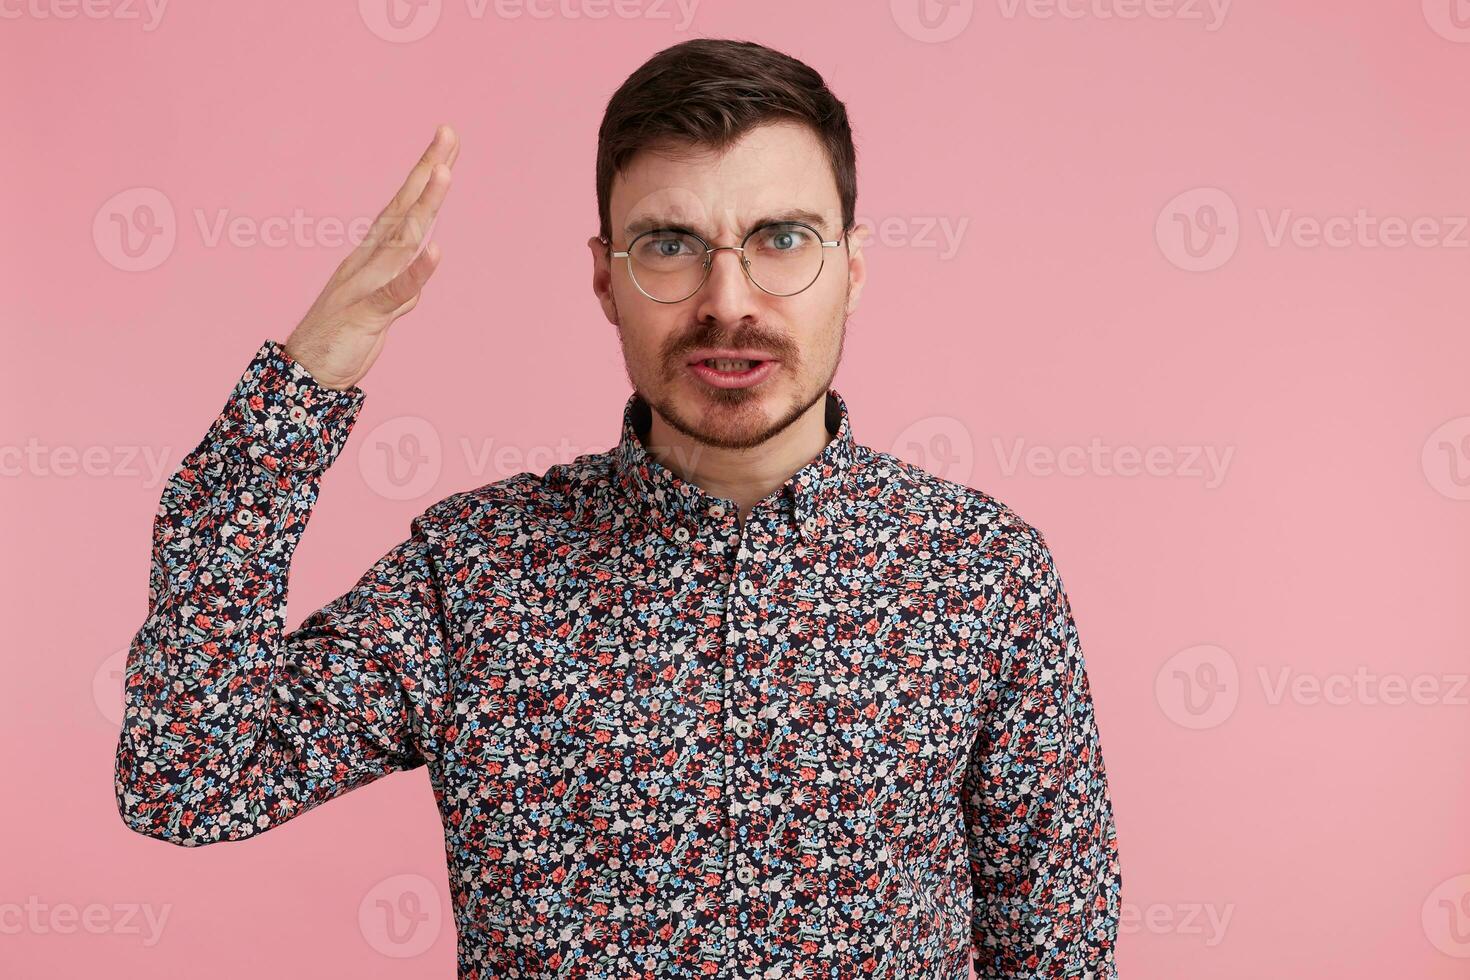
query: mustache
663 325 798 361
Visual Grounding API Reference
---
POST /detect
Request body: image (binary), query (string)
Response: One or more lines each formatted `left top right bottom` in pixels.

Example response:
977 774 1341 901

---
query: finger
381 241 442 317
384 125 457 223
352 162 452 290
344 126 458 273
361 240 443 317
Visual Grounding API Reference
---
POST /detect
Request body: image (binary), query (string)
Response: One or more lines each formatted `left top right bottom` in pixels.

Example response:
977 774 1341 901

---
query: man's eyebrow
623 208 834 240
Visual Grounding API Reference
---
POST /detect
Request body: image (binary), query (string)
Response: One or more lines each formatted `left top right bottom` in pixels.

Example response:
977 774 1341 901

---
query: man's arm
963 527 1122 977
114 125 460 846
113 340 453 846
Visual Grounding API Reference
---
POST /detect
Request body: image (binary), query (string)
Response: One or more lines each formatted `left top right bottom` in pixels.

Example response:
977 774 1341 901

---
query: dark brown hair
595 38 857 248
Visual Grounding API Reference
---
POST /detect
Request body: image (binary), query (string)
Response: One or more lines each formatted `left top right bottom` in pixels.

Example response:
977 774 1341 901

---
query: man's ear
587 234 621 326
844 223 870 316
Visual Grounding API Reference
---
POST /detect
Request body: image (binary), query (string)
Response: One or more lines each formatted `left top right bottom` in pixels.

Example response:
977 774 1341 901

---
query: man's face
589 120 867 451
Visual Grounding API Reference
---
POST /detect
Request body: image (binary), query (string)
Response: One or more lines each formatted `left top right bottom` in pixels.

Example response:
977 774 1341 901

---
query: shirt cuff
209 339 366 474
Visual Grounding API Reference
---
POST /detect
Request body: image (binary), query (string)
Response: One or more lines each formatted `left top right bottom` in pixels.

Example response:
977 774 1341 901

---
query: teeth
704 358 755 371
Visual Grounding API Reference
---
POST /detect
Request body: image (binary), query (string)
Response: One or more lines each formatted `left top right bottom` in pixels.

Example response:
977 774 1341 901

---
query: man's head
588 39 868 452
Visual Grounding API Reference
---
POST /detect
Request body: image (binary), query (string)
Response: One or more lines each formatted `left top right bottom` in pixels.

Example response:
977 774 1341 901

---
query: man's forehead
610 124 841 234
614 176 841 235
621 199 842 236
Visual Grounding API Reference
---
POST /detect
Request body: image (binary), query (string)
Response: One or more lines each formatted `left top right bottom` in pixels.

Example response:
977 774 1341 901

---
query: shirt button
673 526 689 543
709 502 726 518
738 579 755 596
802 516 819 535
732 717 753 737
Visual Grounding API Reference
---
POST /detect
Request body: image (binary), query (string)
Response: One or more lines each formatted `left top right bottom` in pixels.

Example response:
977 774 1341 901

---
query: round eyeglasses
609 221 846 304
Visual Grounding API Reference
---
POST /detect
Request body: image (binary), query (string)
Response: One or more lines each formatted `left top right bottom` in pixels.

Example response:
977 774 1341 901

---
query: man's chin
654 385 783 451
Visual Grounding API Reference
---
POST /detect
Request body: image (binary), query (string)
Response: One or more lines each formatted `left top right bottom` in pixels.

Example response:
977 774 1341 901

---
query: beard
620 298 848 452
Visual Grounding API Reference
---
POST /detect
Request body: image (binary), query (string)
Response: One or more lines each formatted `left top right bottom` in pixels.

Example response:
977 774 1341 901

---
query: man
114 38 1121 979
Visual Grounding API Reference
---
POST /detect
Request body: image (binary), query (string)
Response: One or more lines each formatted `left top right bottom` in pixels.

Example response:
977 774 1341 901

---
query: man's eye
756 224 816 252
636 234 699 260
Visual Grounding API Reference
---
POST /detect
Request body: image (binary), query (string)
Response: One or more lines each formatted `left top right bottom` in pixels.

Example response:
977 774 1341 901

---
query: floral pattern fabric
114 339 1121 979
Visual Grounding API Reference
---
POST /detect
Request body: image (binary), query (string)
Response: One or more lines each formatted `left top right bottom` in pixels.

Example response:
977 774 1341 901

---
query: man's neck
643 395 833 524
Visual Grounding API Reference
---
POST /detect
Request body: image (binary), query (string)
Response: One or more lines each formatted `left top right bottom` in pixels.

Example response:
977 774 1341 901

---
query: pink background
5 2 1470 977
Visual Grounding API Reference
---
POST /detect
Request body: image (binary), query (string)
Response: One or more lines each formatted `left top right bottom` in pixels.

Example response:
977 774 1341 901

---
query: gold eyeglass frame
607 221 847 304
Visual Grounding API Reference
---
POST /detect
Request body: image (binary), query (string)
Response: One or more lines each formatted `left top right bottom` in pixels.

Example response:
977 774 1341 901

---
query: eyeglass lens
626 222 827 301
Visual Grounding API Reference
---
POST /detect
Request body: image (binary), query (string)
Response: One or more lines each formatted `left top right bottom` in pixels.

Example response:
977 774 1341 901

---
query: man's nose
694 245 760 316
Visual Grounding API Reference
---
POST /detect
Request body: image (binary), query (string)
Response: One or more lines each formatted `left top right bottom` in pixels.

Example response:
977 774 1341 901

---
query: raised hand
283 124 459 390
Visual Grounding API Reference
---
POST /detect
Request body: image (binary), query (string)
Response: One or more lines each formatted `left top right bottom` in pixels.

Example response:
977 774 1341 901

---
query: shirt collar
612 388 857 544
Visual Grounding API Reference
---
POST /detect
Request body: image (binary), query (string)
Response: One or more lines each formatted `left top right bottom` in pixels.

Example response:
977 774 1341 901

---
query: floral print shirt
114 339 1122 979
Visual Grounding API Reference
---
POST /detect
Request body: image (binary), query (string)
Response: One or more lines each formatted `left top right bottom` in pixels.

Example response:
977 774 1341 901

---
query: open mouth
686 358 779 389
699 358 762 372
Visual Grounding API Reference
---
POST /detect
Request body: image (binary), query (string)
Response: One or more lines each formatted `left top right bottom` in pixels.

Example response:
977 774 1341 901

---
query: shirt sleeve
963 528 1122 977
113 339 454 847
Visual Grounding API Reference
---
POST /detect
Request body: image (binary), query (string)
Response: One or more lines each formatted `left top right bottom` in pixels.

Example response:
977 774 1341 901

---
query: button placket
715 500 748 951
